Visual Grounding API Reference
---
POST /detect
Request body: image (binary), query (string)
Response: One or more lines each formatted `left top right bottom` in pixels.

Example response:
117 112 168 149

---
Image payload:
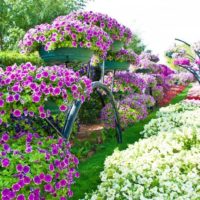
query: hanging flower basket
39 47 93 65
110 41 124 52
104 60 130 71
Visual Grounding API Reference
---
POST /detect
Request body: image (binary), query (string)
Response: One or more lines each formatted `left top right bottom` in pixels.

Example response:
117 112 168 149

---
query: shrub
0 51 43 69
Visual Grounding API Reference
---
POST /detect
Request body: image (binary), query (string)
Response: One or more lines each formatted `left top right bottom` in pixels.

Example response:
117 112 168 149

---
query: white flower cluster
142 100 200 138
83 100 200 200
192 41 200 52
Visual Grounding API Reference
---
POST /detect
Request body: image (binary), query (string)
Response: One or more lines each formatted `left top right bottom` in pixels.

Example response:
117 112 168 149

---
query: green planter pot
104 60 130 71
39 47 93 65
110 41 124 52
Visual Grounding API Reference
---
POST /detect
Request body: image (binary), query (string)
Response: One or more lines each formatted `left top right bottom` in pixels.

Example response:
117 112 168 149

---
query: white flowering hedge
83 100 200 200
141 100 200 138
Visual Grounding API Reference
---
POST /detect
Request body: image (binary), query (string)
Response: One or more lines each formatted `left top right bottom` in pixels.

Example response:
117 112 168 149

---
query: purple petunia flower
24 176 31 185
44 174 52 183
59 104 68 112
12 183 20 192
49 164 54 171
1 158 10 168
23 165 30 174
0 99 4 107
13 109 21 117
17 194 25 200
33 176 42 185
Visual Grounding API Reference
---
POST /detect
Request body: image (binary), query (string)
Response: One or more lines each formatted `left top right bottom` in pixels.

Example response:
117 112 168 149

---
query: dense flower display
0 62 92 125
167 72 194 85
101 94 155 128
0 133 79 199
57 11 133 44
19 20 112 57
106 49 138 64
104 71 147 94
84 100 200 200
142 99 200 137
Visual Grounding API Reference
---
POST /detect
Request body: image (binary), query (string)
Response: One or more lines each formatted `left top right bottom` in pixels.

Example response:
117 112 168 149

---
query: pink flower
44 184 53 192
1 158 10 167
59 104 68 112
1 133 9 142
33 176 42 185
24 176 31 185
13 109 22 117
40 112 46 119
0 99 4 107
17 194 25 200
53 87 61 96
44 174 52 183
32 95 40 103
49 164 54 171
12 183 20 192
23 165 30 174
16 164 23 172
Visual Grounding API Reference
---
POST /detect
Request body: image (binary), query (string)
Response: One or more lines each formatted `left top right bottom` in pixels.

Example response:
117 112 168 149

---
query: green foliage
78 92 104 124
0 0 91 50
125 34 146 54
0 51 43 68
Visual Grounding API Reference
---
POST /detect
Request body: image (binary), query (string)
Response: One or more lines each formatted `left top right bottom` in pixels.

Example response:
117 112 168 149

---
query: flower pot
110 41 124 52
39 47 93 65
104 60 130 71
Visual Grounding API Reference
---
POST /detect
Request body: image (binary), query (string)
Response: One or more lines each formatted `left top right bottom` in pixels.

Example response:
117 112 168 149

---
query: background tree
0 0 92 50
125 34 146 54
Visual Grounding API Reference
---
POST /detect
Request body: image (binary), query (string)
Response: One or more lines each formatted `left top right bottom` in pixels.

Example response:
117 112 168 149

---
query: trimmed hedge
0 51 43 68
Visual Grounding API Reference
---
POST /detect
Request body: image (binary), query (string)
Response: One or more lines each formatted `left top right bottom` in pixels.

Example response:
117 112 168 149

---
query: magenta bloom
59 104 68 112
1 188 10 197
44 174 52 183
33 176 42 185
0 99 4 107
39 173 45 180
1 133 9 142
53 87 61 96
24 176 31 185
60 179 67 187
40 112 47 119
32 95 40 103
3 144 10 152
44 184 53 192
6 95 14 103
13 109 21 117
49 164 54 171
1 158 10 167
17 194 25 200
12 183 20 192
23 165 30 174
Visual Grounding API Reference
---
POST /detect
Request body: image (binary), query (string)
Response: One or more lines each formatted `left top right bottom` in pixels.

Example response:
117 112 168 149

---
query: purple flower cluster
106 49 138 64
19 19 112 57
101 94 155 129
0 62 92 124
167 72 194 86
57 11 133 44
0 132 79 199
114 71 147 93
174 57 190 66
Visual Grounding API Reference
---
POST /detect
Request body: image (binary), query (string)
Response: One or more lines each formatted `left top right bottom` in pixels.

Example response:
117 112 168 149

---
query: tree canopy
0 0 91 50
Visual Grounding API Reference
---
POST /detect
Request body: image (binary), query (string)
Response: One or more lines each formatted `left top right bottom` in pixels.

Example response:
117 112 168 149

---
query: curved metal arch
61 81 122 143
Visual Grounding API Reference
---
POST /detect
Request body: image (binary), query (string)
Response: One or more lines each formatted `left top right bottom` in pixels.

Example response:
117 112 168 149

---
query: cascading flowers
55 11 133 44
0 62 92 125
0 132 79 199
106 49 138 64
19 20 112 58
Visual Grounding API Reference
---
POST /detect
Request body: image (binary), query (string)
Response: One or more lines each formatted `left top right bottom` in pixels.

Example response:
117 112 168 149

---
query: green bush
0 51 43 68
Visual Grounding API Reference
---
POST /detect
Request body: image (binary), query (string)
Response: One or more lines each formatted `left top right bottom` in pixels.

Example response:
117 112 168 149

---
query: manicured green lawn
71 84 191 199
